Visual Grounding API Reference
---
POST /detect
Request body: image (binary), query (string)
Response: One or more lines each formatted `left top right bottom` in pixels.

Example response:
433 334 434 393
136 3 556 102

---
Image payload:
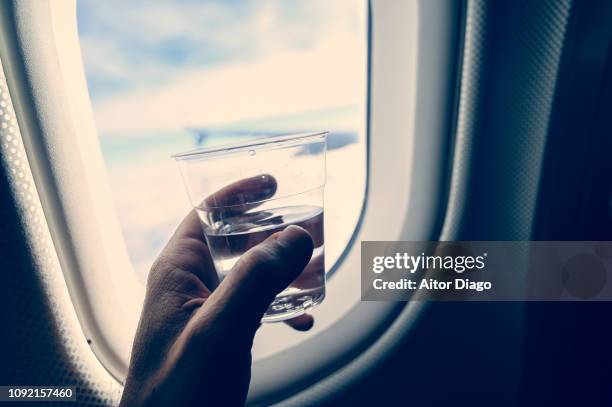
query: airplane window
76 0 368 280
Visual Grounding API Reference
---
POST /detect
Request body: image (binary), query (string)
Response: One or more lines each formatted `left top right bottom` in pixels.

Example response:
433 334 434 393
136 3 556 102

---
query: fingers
204 174 277 208
193 225 314 338
149 175 277 291
202 174 277 218
169 174 276 240
284 314 314 331
169 210 206 241
151 210 219 290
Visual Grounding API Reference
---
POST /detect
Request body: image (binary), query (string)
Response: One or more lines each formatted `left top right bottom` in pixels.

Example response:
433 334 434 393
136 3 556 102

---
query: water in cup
198 204 325 321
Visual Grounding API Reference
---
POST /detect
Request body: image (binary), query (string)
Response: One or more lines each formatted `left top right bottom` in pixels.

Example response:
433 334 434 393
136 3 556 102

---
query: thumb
195 225 314 337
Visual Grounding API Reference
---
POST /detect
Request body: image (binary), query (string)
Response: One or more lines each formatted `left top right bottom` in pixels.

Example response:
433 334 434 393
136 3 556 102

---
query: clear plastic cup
173 132 327 322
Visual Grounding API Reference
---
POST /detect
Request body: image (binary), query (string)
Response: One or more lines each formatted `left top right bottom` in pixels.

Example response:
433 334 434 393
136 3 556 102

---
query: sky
76 0 367 135
75 0 368 280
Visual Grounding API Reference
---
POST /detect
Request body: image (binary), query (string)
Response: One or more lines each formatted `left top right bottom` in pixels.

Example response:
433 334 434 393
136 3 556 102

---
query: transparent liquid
198 205 325 322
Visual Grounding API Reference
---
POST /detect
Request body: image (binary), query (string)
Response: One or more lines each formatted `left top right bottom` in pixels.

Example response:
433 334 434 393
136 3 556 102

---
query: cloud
91 32 366 134
78 0 366 101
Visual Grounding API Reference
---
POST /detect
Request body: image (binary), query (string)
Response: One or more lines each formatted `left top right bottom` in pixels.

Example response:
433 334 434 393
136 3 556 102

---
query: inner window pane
77 0 368 280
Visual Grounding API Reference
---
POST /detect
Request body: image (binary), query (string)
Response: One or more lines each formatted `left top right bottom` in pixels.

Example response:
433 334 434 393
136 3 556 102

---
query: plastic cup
173 132 327 322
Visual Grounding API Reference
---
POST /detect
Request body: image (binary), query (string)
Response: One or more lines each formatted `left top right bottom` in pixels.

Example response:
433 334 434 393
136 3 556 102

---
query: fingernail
266 225 314 257
268 225 304 242
253 174 277 200
259 174 273 185
276 225 314 251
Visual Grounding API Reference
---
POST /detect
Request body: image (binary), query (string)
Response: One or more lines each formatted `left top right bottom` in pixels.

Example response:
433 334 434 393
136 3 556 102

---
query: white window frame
0 0 459 403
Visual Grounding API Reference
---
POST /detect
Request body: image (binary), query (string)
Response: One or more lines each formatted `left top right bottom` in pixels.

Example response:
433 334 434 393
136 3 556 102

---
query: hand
119 176 315 407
